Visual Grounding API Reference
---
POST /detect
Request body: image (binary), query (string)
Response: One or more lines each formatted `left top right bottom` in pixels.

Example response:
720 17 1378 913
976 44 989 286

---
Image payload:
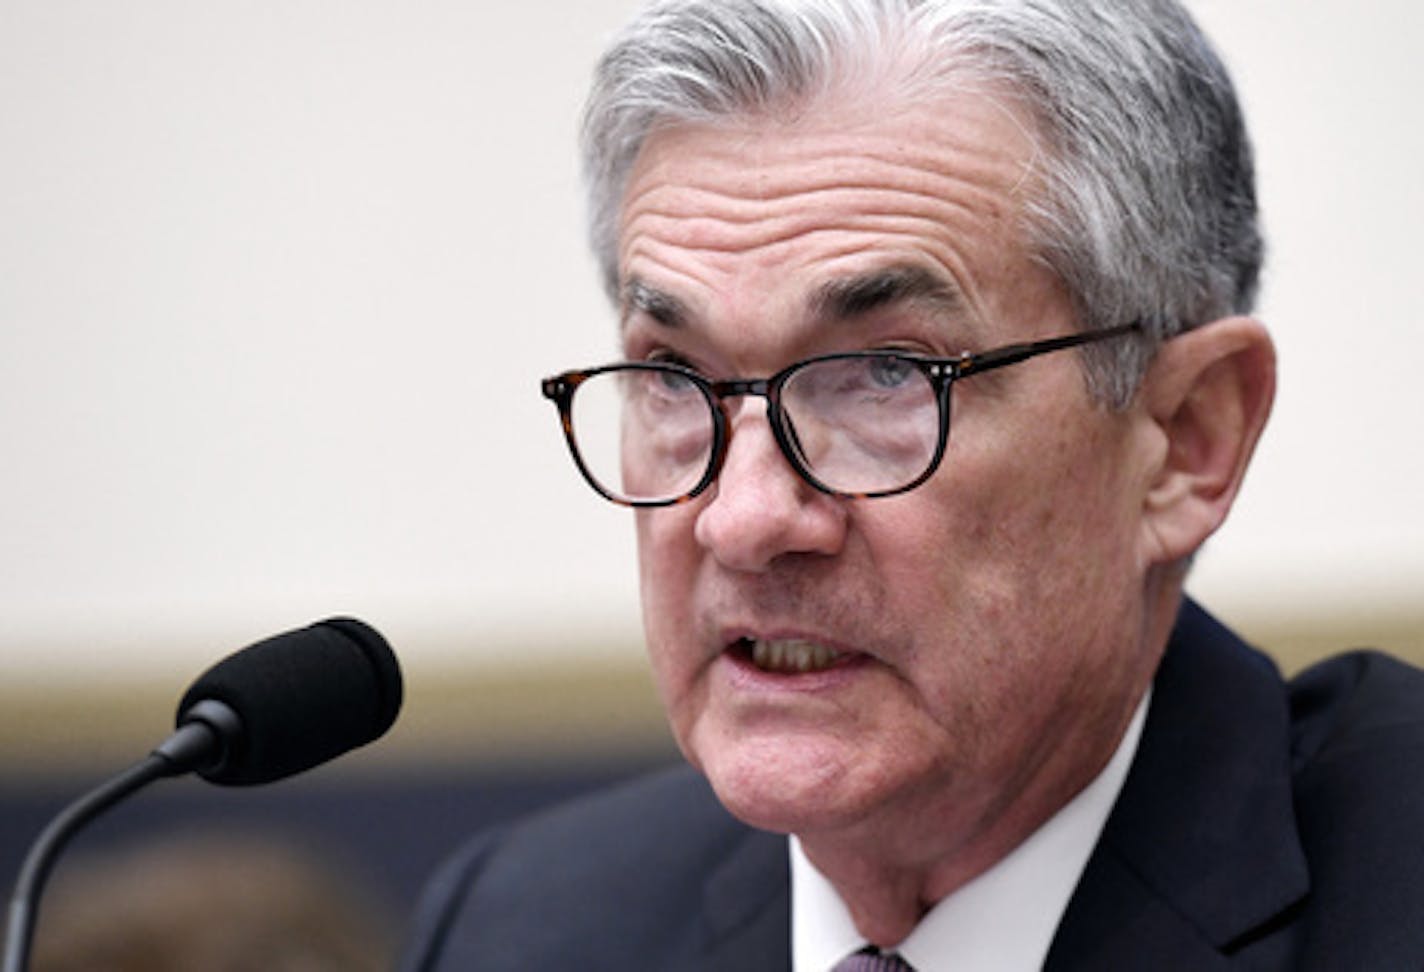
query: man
402 1 1424 968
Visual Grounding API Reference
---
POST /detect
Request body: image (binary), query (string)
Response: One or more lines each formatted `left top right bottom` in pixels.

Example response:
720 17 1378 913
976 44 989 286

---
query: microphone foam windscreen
176 617 402 786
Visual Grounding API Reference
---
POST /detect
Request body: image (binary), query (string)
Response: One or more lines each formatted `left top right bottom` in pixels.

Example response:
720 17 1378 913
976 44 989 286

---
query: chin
691 729 881 835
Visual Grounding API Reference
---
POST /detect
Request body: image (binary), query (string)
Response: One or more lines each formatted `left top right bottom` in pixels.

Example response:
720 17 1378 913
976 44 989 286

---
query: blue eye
866 355 916 389
639 351 700 386
651 364 701 396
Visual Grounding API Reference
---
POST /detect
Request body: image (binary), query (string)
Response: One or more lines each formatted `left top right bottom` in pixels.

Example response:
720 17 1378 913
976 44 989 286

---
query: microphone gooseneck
1 617 401 972
2 754 179 972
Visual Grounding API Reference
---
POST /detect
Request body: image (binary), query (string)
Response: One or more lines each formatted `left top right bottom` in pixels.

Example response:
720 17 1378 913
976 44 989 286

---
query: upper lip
719 625 861 657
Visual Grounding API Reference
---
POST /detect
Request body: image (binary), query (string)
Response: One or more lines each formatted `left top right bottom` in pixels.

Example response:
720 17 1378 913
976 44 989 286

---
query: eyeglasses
541 322 1141 507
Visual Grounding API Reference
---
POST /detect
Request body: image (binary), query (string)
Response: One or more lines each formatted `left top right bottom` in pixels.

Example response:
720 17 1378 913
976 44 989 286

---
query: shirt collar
791 689 1150 972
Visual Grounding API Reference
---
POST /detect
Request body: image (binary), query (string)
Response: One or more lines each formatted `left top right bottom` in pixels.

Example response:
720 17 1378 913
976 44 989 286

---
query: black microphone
174 616 402 785
1 617 402 972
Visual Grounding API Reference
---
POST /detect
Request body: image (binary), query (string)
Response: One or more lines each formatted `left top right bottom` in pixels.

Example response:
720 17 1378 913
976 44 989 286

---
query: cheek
878 416 1141 659
949 407 1135 551
635 508 701 679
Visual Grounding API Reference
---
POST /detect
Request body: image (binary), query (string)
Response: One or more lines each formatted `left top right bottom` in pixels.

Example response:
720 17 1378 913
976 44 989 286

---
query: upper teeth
750 639 843 673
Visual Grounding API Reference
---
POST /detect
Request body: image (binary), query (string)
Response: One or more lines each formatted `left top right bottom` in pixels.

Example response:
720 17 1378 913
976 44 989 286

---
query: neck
796 762 1094 947
798 588 1180 948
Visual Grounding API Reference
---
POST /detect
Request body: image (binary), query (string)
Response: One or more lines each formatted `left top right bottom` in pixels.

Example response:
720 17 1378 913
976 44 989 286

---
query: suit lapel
699 825 793 971
1047 599 1309 968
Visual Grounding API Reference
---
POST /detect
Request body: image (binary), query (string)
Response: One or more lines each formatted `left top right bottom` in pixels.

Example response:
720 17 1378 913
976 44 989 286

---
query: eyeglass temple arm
956 321 1142 377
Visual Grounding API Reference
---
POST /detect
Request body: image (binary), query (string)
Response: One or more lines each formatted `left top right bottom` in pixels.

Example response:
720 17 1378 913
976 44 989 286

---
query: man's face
617 86 1165 850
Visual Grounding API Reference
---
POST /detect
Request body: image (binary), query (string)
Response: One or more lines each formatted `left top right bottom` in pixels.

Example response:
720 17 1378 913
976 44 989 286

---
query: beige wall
2 1 1421 769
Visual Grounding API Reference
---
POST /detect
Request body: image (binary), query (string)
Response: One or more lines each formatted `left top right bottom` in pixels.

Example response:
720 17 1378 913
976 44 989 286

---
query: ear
1138 316 1276 566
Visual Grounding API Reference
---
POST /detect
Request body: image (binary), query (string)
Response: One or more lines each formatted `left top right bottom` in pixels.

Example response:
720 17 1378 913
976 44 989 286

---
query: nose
692 408 847 572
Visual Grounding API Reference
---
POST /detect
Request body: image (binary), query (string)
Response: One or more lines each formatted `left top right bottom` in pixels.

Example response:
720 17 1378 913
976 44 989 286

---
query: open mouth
732 636 848 674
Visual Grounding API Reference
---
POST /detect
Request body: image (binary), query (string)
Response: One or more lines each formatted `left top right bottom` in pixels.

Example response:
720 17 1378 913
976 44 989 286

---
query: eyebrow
622 278 689 328
810 265 963 322
619 264 963 333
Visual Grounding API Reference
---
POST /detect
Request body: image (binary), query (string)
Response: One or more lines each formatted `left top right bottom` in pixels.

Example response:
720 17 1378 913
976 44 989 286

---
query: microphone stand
1 614 397 971
1 717 223 972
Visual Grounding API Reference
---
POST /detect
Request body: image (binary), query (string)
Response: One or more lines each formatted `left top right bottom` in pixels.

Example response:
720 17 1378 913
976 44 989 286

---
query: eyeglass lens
779 355 940 494
568 357 942 504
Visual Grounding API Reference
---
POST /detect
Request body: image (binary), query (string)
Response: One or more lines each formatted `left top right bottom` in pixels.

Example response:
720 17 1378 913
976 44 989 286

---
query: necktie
832 946 915 971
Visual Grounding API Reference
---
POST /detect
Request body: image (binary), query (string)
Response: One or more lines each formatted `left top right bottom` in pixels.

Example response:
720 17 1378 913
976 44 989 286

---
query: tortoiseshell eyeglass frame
541 321 1143 508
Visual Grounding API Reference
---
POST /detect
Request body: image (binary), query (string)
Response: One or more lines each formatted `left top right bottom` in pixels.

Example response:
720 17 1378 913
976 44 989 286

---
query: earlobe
1139 316 1276 565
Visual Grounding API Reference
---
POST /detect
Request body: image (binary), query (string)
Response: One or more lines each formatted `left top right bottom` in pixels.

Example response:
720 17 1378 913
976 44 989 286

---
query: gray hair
581 0 1262 405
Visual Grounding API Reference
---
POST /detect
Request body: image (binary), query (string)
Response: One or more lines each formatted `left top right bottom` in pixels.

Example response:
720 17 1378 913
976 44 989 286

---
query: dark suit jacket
400 600 1424 970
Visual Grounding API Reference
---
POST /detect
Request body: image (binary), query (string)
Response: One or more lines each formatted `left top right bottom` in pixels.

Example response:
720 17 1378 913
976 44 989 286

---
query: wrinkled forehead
614 63 1050 238
612 83 1065 354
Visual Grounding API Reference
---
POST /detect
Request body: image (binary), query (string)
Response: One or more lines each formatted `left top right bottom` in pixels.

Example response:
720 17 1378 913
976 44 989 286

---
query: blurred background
2 0 1421 963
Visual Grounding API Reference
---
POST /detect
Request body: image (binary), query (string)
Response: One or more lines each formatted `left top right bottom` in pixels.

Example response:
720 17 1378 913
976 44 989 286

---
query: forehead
615 84 1060 349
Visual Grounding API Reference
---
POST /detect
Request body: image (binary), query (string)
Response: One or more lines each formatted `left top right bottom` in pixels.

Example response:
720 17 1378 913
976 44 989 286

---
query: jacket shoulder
1288 650 1424 963
400 764 779 971
1290 648 1424 764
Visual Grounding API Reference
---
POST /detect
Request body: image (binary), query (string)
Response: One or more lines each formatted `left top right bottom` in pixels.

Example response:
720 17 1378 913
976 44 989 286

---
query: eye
636 355 704 400
865 355 917 389
653 365 697 394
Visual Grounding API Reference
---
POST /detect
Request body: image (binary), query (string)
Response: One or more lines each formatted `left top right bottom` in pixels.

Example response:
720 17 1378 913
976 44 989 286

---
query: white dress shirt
791 691 1150 972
